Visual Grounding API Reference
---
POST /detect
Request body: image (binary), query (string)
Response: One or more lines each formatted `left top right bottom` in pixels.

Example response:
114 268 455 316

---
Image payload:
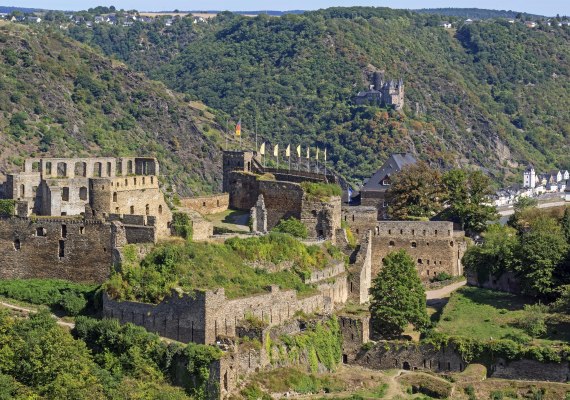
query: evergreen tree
369 250 429 338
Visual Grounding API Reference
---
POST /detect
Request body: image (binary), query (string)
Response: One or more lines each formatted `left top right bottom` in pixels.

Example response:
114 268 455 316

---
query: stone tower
523 165 536 188
222 150 262 193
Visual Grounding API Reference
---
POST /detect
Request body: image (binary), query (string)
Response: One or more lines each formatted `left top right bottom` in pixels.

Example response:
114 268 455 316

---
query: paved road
425 280 466 300
498 201 567 217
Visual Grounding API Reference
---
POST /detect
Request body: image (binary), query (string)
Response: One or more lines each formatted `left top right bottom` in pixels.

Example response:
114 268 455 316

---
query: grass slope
436 286 570 346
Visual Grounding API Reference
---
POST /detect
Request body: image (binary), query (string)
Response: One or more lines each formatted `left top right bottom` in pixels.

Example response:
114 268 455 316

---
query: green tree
442 169 498 234
516 216 569 297
561 208 570 243
387 161 446 220
369 250 429 338
462 224 518 283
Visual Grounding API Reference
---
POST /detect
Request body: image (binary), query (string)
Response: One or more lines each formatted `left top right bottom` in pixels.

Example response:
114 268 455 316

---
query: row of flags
258 143 327 161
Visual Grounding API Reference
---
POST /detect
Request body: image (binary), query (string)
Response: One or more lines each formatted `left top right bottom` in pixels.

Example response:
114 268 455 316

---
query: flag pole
255 116 258 152
225 119 228 151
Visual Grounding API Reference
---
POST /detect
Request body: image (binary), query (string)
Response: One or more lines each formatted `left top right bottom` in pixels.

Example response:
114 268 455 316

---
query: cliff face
0 22 223 196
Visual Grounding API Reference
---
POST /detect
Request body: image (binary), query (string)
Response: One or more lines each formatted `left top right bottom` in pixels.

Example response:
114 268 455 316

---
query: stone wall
347 231 373 304
0 216 118 283
351 340 467 373
103 285 332 345
339 315 370 363
342 206 378 237
180 194 229 215
301 196 342 240
466 270 522 294
491 359 569 382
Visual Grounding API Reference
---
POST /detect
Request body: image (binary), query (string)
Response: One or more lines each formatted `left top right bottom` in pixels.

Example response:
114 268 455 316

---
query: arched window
127 160 133 174
107 162 112 177
93 162 102 177
125 179 128 186
113 192 117 202
450 241 454 247
145 204 150 215
389 240 395 246
57 162 67 177
45 161 52 175
74 162 87 177
158 205 163 215
13 239 21 251
116 160 123 176
130 206 135 215
20 184 25 198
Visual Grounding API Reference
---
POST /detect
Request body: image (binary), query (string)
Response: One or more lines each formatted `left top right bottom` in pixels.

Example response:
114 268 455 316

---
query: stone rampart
180 194 229 215
0 216 117 283
371 221 466 281
102 285 332 345
306 261 345 284
466 270 522 294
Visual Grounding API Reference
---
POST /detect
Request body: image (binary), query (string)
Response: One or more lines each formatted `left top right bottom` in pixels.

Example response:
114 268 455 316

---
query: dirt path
0 301 75 329
426 280 466 300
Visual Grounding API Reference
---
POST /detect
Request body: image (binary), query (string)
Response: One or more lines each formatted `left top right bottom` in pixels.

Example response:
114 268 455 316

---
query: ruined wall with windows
180 194 229 215
371 221 467 281
0 217 122 283
342 209 467 282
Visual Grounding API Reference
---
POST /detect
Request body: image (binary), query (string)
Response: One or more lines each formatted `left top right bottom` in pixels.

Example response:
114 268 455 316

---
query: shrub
272 217 308 238
0 200 15 217
432 272 452 282
300 182 342 200
59 291 88 316
516 304 548 338
171 212 193 240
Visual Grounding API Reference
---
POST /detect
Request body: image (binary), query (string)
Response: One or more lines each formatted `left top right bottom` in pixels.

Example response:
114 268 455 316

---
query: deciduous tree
386 161 445 220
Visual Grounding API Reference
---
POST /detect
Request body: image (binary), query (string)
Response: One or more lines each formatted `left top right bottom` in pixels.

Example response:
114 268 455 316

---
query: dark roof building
359 153 417 219
361 153 417 192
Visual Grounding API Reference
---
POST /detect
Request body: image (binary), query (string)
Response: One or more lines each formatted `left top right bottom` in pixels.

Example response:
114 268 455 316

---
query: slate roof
361 153 417 192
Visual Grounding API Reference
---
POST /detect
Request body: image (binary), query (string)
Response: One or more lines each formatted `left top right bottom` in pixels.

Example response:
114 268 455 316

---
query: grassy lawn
206 209 250 233
436 287 570 346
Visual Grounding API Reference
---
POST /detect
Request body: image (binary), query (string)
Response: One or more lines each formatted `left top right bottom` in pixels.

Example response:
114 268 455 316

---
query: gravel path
425 280 466 300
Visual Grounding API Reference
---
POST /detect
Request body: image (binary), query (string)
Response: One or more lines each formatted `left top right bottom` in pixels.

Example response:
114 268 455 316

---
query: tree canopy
369 250 429 338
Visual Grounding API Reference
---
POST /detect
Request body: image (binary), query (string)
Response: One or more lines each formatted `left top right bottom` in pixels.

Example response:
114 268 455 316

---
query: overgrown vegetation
0 279 98 316
272 217 308 238
435 286 570 346
171 212 193 240
0 199 15 217
464 206 570 299
274 317 343 373
105 233 344 303
0 310 194 398
300 182 342 200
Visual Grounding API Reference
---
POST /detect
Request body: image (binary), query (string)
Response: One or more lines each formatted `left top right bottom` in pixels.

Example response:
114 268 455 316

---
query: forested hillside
0 22 224 195
68 8 570 186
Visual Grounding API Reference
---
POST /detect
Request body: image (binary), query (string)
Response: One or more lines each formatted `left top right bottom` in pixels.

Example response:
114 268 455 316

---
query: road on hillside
0 301 75 328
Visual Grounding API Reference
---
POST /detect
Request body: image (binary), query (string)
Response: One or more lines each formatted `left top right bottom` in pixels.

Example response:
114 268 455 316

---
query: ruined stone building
359 153 417 219
353 72 405 111
223 151 342 240
0 157 173 282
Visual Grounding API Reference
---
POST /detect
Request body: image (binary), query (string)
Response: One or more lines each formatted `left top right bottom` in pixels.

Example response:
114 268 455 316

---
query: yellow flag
306 147 310 159
259 142 265 155
316 148 319 161
296 145 301 157
273 144 279 157
286 144 291 157
324 148 327 162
